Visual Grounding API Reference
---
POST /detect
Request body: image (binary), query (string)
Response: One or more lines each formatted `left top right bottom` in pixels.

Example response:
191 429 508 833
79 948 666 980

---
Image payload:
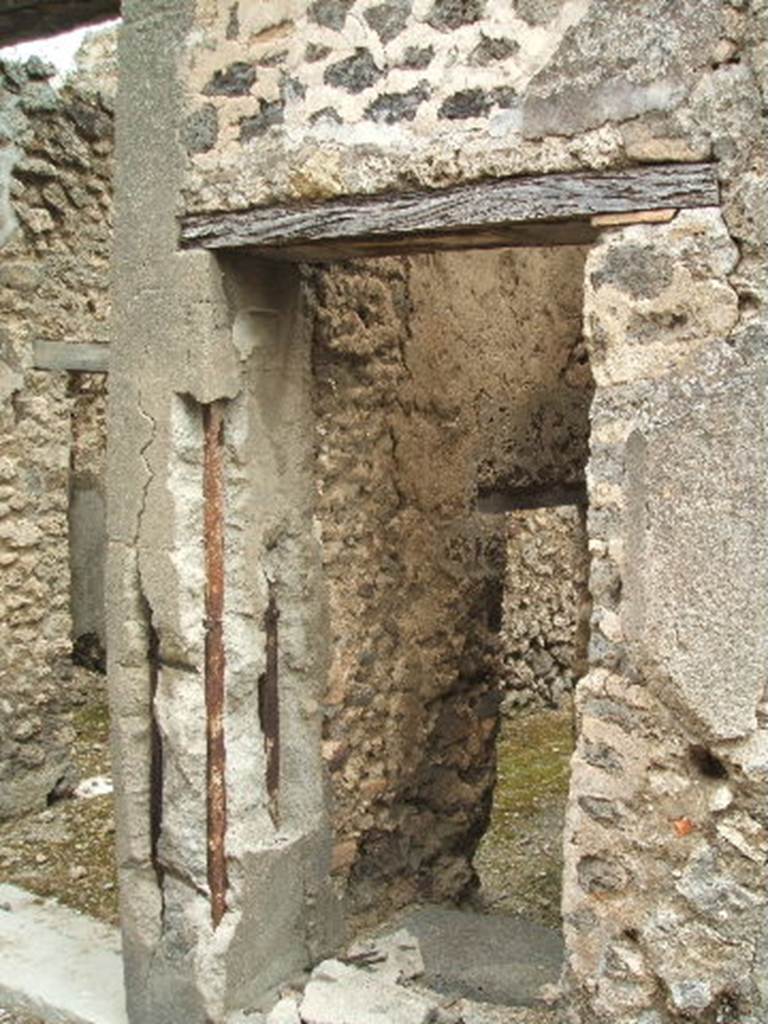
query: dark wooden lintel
478 482 588 514
179 163 718 262
0 0 119 47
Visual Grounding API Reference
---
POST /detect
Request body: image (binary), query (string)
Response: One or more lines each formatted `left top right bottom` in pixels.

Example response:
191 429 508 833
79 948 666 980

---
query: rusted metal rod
260 582 280 825
148 618 164 893
203 402 228 928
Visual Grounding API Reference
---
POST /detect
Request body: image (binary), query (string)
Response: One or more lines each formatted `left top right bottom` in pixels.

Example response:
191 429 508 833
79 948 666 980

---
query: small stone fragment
324 49 383 94
364 0 412 44
203 62 257 96
427 0 485 31
470 34 519 65
438 88 492 120
182 105 218 153
309 0 355 30
240 99 285 140
365 84 430 124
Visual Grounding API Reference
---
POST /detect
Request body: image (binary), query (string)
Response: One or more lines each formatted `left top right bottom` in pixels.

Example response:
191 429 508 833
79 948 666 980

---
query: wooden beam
590 208 677 228
179 163 718 261
33 341 109 373
0 0 118 47
477 482 588 514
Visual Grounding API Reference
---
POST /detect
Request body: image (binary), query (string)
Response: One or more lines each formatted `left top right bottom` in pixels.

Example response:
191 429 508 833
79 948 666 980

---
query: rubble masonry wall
0 57 112 819
308 246 591 928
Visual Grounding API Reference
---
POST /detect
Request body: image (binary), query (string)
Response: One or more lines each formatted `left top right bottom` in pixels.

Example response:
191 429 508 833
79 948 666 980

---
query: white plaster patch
74 775 113 799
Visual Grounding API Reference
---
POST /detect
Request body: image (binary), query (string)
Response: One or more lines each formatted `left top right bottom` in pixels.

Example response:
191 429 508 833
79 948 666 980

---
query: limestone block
620 352 768 739
299 959 440 1024
584 208 739 387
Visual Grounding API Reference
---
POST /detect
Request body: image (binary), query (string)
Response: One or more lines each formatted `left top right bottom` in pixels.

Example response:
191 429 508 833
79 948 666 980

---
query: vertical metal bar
147 618 164 894
203 402 228 928
260 582 280 825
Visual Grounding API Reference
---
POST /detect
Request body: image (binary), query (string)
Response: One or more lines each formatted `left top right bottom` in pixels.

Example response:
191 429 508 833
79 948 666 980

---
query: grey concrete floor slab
377 906 563 1007
0 884 127 1024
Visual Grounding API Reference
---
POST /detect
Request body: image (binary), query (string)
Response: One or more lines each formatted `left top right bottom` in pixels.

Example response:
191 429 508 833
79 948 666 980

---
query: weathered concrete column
107 5 341 1022
562 208 768 1023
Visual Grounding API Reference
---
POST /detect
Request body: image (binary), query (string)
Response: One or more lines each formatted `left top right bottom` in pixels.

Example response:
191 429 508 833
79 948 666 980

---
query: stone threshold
0 883 127 1024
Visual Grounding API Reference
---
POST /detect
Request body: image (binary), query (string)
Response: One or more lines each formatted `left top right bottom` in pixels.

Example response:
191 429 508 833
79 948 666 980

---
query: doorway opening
306 242 593 1010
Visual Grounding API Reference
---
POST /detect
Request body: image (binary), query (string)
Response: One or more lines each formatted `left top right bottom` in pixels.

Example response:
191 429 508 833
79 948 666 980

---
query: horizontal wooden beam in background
33 340 109 373
179 163 719 262
0 0 118 47
478 482 588 514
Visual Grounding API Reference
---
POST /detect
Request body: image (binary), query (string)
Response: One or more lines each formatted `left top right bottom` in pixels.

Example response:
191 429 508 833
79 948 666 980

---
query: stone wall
110 2 768 1020
309 244 591 927
501 506 590 712
0 57 112 819
563 208 768 1024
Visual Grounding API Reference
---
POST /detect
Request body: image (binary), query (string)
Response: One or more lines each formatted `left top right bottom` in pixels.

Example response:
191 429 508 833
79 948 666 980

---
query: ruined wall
562 209 768 1024
501 506 590 712
109 1 768 1020
0 57 112 818
310 245 591 927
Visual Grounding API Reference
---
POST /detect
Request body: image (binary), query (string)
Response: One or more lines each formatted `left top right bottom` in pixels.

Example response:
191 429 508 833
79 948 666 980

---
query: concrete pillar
107 6 341 1022
562 208 768 1023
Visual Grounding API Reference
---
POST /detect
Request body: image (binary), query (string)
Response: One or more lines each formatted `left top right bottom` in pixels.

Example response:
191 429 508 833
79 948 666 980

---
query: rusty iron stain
259 581 280 825
148 617 165 894
203 402 228 928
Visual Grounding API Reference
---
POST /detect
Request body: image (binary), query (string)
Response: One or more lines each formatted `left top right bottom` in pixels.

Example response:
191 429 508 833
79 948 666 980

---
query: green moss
492 710 574 817
474 705 575 928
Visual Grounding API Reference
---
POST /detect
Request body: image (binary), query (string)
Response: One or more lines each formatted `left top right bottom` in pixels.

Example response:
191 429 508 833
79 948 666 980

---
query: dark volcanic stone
67 100 112 141
398 44 434 69
515 0 563 24
203 61 257 96
470 34 519 65
324 48 383 94
492 85 518 109
259 50 289 67
591 244 674 299
309 106 343 125
438 87 492 119
309 0 355 30
305 43 332 62
280 75 307 102
364 0 412 44
25 56 55 80
240 98 285 140
365 82 430 124
182 105 218 153
427 0 485 31
226 2 239 39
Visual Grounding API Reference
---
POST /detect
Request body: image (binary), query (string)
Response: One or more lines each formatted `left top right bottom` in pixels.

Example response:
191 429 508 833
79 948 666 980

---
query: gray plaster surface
0 884 127 1024
379 907 563 1007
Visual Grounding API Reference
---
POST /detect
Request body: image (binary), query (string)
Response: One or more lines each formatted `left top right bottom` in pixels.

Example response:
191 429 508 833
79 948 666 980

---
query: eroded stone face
110 1 768 1021
0 57 112 820
563 210 768 1023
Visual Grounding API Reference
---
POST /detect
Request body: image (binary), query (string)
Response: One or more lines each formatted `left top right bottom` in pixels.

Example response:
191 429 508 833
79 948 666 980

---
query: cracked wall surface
307 246 591 928
0 55 112 819
110 1 768 1021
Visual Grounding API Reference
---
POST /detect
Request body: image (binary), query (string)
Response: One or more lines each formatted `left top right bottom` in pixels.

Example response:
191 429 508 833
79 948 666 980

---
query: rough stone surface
300 958 441 1024
562 210 768 1023
308 247 591 928
0 56 112 820
501 508 590 711
110 2 768 1022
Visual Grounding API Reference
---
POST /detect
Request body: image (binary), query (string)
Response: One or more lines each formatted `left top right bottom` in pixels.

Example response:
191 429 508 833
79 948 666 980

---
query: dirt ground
474 703 575 928
0 667 118 925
